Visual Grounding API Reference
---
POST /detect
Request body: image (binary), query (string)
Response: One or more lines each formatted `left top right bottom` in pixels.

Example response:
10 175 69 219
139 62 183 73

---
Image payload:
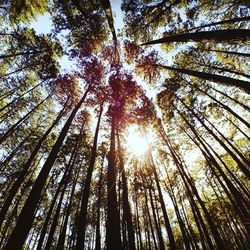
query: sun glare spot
125 126 148 156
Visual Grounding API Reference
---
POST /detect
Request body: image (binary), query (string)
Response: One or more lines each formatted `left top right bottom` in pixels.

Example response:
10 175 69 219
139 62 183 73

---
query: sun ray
125 125 148 156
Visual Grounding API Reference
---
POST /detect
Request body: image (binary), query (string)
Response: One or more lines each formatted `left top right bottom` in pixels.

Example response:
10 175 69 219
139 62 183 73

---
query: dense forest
0 0 249 249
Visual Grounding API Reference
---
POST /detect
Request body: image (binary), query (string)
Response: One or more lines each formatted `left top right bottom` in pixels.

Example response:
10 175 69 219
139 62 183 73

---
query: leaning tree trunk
187 16 250 32
0 92 52 145
201 48 250 58
141 29 250 45
185 79 250 127
149 150 176 250
0 80 46 113
158 125 222 248
176 97 250 178
56 166 81 250
4 85 91 250
0 98 69 228
154 64 250 94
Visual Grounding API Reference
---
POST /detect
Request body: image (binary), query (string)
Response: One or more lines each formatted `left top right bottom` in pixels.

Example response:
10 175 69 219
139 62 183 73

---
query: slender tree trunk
147 186 165 250
210 85 250 112
44 181 69 250
187 16 250 32
141 29 250 45
198 63 250 79
148 151 176 250
0 50 42 60
75 104 103 250
154 64 250 93
201 48 250 58
106 107 123 250
117 132 136 250
0 80 45 113
177 116 250 233
143 185 158 250
0 131 33 173
0 100 68 228
56 166 80 250
0 92 52 145
0 99 69 228
95 157 104 250
158 125 223 248
4 86 91 250
186 79 250 127
222 113 250 140
133 179 143 250
176 97 250 178
163 170 192 250
170 141 226 248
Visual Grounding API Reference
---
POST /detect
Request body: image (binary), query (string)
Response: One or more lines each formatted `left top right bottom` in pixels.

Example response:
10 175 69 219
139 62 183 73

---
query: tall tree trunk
4 86 91 250
95 157 104 250
187 16 250 32
210 85 250 112
117 132 136 250
198 63 250 79
106 108 123 250
0 92 52 145
143 184 158 250
44 180 69 250
75 104 103 250
177 113 250 232
0 50 42 60
176 97 250 178
0 80 46 113
148 150 176 250
158 124 223 248
0 99 68 228
164 170 192 250
154 64 250 93
147 185 165 250
186 79 250 127
201 48 250 58
141 29 250 45
56 166 80 250
134 194 143 250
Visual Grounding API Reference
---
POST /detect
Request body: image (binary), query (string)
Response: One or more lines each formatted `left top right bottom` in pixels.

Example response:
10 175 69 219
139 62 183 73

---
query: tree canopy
0 0 249 249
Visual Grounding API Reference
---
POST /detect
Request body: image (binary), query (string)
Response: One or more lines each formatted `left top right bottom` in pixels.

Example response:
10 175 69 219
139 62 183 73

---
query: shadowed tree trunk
0 80 46 113
75 104 103 250
4 86 91 250
187 16 250 32
154 64 250 94
176 97 250 178
201 48 250 57
106 107 123 250
0 92 53 145
117 132 136 250
0 98 69 228
95 156 104 250
141 29 250 45
148 150 176 250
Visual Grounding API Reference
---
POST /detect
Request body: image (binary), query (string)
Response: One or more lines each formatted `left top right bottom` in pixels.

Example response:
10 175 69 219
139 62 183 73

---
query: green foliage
6 0 49 23
0 0 249 249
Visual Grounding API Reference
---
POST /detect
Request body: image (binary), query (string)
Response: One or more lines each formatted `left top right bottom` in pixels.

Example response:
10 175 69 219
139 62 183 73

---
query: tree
1 0 249 249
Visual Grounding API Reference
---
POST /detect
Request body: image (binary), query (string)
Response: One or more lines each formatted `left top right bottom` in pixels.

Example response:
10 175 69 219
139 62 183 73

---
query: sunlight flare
125 126 148 156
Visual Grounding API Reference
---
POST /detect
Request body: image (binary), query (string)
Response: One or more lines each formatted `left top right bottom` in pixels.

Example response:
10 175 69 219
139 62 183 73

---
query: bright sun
125 126 148 156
